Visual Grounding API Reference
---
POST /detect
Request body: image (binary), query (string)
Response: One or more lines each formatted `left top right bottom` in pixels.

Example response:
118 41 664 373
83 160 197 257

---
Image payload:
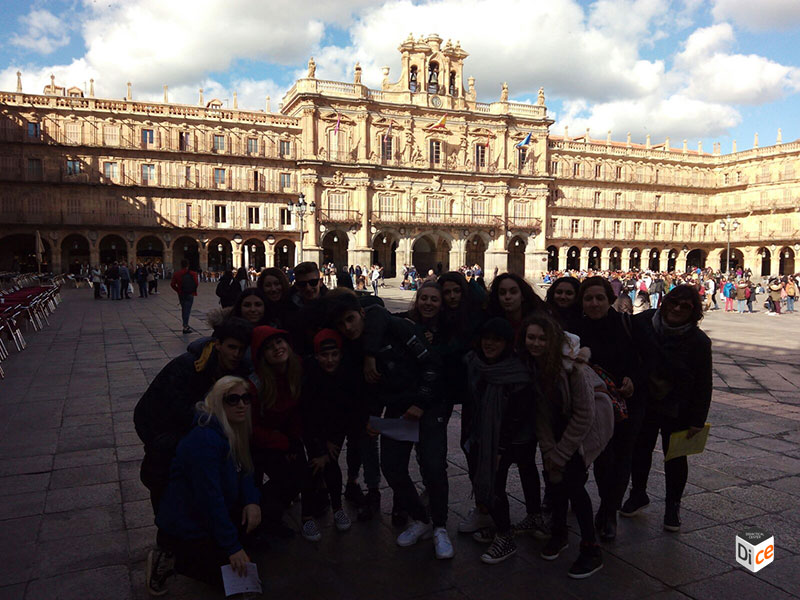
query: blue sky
2 0 799 153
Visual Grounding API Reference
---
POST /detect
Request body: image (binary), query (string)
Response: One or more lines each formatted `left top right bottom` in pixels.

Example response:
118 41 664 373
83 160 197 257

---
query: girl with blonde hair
150 375 261 594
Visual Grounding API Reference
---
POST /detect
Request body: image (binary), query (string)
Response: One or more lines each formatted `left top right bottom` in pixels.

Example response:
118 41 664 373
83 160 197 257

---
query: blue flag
515 131 532 148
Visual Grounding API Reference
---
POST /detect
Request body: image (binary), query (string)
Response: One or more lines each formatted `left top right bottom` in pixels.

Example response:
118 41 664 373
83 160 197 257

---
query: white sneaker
433 527 455 559
396 520 433 547
301 519 322 542
457 507 492 533
334 509 352 532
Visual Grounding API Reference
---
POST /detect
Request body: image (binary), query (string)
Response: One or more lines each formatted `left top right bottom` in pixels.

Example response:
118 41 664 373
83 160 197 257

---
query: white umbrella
35 230 44 273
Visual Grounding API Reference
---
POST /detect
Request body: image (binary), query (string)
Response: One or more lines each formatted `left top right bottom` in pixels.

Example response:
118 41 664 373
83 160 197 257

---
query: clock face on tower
431 96 442 108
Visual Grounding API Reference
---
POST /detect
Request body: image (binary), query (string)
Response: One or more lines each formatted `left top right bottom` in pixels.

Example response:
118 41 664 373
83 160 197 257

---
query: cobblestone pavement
1 282 798 599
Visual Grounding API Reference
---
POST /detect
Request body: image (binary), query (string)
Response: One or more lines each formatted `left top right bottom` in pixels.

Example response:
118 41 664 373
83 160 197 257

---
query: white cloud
10 9 71 55
0 60 96 96
712 0 800 32
676 24 800 104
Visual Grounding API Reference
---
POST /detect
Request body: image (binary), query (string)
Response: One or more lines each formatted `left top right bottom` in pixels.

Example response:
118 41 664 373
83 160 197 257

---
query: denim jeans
737 299 746 313
381 404 449 527
788 297 795 312
110 279 121 300
650 293 659 309
179 295 194 328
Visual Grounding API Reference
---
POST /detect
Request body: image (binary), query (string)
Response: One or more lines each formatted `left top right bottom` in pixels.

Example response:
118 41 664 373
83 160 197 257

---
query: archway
372 232 397 278
412 235 437 275
509 236 526 276
609 247 622 271
436 238 451 273
173 237 199 271
61 234 90 274
780 247 796 275
322 231 349 268
686 249 706 270
99 234 128 265
666 249 677 272
720 248 744 273
758 248 771 276
648 249 660 272
243 239 265 271
0 233 52 272
629 248 641 271
465 235 486 270
588 246 601 271
209 238 233 272
566 245 580 271
275 239 295 270
136 235 164 267
546 245 558 271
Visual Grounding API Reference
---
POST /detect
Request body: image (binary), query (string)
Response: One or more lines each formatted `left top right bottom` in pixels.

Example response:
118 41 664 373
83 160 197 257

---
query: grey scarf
652 309 694 338
465 352 531 508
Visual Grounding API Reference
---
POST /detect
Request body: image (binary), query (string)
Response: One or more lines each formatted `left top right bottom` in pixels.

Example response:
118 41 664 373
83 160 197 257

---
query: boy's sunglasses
223 393 253 406
296 278 320 288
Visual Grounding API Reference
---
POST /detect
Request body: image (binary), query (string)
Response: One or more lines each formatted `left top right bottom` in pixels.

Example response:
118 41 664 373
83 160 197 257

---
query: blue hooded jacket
156 413 260 556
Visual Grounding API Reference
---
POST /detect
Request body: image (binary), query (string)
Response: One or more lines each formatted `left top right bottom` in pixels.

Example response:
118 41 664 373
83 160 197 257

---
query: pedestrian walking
171 259 199 333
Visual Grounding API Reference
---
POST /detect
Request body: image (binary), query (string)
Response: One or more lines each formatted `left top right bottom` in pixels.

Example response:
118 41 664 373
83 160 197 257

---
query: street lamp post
719 214 740 275
287 193 316 264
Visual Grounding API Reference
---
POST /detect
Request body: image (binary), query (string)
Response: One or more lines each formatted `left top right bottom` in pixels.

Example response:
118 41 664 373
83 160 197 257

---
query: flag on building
334 113 341 134
515 131 532 148
384 120 393 142
429 115 447 129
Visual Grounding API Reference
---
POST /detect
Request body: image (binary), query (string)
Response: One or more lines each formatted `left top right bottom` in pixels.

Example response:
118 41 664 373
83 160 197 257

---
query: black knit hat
480 317 514 345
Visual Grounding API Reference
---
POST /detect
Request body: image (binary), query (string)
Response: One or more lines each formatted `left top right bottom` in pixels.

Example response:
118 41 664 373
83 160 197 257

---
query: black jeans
157 510 253 590
93 282 102 299
630 409 689 505
488 441 541 534
138 280 148 297
550 453 595 543
594 399 645 513
253 442 313 521
381 405 449 527
121 278 130 299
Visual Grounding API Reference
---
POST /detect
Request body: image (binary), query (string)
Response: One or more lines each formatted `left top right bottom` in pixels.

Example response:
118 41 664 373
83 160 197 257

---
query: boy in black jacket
302 329 368 535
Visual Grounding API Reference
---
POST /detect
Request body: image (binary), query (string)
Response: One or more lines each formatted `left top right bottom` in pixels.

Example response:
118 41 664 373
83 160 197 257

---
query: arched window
427 62 439 93
409 66 418 92
449 71 457 96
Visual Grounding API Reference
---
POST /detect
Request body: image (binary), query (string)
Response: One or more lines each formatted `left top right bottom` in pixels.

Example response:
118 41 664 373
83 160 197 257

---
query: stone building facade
0 34 798 278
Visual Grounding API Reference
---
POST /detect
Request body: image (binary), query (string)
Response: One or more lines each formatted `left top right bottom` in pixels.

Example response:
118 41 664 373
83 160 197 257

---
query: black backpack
181 271 197 295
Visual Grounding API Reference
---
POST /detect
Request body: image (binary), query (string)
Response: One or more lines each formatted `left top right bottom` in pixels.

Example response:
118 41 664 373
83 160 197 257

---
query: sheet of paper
664 423 711 462
221 563 262 597
368 416 420 442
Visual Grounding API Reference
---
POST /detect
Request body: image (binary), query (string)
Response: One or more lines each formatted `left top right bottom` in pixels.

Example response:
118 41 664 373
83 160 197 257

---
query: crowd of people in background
131 258 720 595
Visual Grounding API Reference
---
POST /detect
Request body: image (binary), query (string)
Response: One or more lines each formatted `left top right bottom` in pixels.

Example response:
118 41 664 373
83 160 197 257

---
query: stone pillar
622 248 632 270
600 248 611 271
677 252 687 274
198 247 208 272
558 246 568 271
265 243 276 268
302 174 322 263
483 250 508 282
641 248 652 271
90 245 100 268
395 236 412 277
449 239 467 272
51 245 63 274
232 243 242 269
351 181 372 266
525 246 546 282
771 252 780 277
580 247 590 271
357 112 369 161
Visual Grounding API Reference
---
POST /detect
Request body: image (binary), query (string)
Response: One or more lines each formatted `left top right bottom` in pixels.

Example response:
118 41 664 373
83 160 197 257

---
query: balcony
372 210 501 228
507 216 542 233
318 209 362 224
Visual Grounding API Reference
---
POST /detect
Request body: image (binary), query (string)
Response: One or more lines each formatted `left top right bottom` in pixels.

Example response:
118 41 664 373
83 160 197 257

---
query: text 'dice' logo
736 528 774 573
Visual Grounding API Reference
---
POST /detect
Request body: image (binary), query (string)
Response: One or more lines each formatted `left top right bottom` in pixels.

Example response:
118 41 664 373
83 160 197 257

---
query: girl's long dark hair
437 271 472 339
517 311 565 400
487 273 544 318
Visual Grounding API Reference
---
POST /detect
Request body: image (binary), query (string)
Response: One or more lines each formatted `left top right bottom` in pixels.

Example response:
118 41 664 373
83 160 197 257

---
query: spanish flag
429 115 446 129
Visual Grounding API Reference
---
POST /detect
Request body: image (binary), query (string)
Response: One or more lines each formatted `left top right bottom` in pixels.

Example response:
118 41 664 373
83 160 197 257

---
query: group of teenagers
134 261 713 594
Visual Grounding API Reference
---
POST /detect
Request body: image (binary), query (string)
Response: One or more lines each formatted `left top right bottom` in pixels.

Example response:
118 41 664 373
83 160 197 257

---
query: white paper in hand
368 416 419 442
221 563 262 596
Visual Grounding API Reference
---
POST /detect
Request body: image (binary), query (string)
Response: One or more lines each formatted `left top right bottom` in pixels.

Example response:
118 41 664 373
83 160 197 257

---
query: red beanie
251 325 290 358
313 328 342 354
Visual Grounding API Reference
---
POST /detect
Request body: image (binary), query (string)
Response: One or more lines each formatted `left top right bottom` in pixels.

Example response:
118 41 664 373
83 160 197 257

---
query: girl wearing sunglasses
151 376 260 593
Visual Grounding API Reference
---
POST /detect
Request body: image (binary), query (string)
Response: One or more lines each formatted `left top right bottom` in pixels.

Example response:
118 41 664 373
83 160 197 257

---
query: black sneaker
568 543 603 579
145 548 174 596
263 519 295 539
182 326 191 334
664 502 681 532
344 482 366 506
392 505 408 528
540 534 569 560
366 488 381 508
620 491 650 517
480 534 517 564
599 511 617 542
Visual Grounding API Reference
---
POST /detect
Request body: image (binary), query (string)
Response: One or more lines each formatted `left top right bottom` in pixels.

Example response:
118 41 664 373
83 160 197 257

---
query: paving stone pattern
0 283 798 599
